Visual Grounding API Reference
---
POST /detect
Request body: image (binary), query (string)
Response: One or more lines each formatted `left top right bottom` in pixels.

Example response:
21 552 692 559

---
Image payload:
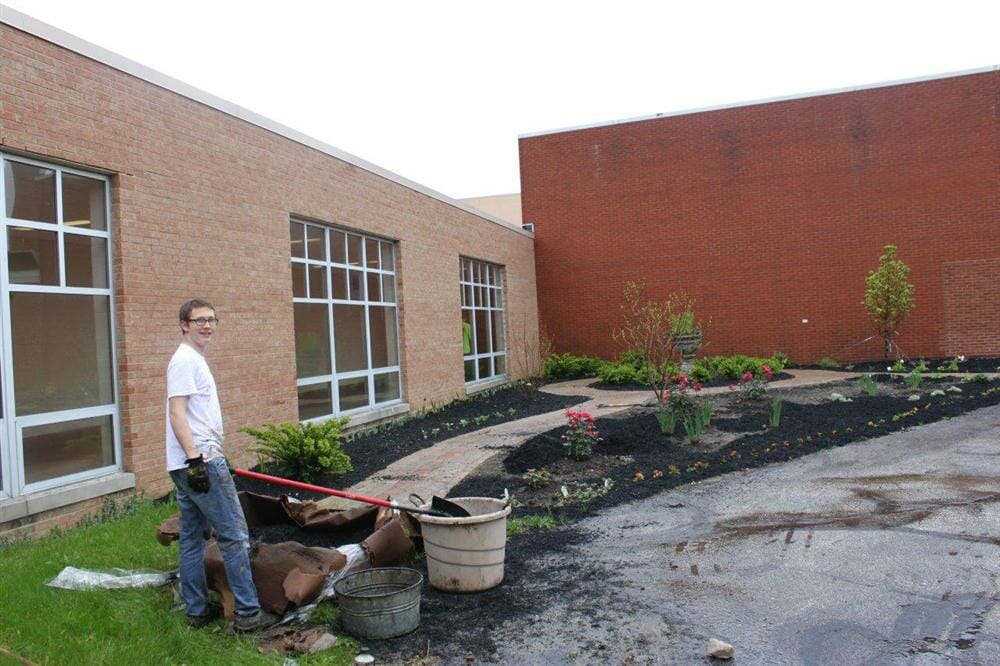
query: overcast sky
5 0 999 199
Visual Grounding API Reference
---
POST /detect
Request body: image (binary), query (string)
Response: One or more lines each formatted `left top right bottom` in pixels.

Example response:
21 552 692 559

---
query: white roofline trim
519 64 1000 139
0 6 531 238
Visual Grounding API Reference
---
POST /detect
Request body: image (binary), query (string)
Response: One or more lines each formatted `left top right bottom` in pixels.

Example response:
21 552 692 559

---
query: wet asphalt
482 403 1000 665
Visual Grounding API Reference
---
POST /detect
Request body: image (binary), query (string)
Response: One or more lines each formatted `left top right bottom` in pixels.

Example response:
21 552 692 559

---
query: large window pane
64 234 109 288
374 372 400 403
369 306 398 368
293 303 331 378
297 383 333 421
338 377 368 411
495 354 506 375
8 227 59 285
4 161 56 223
464 360 476 382
62 173 107 230
462 310 473 355
478 357 492 380
23 415 114 485
12 293 114 415
334 304 368 372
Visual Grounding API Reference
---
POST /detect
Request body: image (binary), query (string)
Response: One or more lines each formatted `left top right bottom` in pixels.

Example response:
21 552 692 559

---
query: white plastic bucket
415 497 512 592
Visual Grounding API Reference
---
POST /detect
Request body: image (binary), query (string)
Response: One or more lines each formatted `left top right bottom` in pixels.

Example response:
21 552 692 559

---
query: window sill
465 376 509 395
0 471 135 524
343 402 411 430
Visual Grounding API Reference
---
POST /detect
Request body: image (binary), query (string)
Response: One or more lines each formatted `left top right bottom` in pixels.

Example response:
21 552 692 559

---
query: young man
166 299 276 631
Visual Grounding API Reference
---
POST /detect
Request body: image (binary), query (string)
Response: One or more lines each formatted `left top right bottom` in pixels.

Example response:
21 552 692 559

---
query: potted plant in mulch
668 292 704 372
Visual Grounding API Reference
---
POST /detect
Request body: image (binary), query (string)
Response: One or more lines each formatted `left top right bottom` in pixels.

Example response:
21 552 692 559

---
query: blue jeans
169 457 261 618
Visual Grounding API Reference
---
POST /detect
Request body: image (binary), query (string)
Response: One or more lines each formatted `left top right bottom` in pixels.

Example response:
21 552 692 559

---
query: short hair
179 299 215 322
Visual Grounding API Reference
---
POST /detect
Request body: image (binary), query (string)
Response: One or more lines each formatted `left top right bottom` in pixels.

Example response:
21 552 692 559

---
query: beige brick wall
0 24 537 535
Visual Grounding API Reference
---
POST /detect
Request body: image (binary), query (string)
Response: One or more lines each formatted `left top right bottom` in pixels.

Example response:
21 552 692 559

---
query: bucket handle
408 493 427 509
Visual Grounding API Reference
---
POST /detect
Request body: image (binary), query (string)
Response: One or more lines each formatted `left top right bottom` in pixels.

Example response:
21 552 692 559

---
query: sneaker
187 604 221 629
233 610 279 633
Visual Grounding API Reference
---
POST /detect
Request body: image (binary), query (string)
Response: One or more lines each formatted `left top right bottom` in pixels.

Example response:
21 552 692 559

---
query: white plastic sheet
46 566 177 590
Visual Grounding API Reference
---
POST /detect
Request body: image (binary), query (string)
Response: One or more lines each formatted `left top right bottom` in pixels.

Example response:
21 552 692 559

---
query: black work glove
186 455 210 493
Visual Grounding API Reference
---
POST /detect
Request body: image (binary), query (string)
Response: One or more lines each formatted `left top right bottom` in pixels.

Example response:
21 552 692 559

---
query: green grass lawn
0 498 356 665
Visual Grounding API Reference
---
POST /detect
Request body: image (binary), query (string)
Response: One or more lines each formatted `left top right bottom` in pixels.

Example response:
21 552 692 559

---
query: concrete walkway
318 369 857 510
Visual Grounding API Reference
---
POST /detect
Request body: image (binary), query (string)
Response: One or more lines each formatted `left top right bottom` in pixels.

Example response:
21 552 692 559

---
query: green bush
242 417 352 483
597 361 644 385
694 354 785 380
542 353 606 379
817 357 841 370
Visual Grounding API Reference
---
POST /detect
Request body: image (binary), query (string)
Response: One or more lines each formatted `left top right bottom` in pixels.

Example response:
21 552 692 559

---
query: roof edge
519 65 1000 139
0 6 531 238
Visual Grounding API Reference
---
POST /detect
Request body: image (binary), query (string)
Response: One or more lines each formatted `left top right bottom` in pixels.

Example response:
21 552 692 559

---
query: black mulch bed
589 371 793 392
795 357 1000 373
234 385 588 501
451 380 1000 523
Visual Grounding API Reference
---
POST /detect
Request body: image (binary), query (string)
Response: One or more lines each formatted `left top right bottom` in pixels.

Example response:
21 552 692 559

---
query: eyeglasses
187 317 219 327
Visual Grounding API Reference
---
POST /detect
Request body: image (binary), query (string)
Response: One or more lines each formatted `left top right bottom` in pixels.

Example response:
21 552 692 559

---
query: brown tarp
156 491 415 615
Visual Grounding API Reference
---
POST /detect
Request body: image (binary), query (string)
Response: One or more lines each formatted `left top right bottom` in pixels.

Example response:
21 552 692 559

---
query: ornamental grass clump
769 397 783 427
562 410 601 460
242 417 352 483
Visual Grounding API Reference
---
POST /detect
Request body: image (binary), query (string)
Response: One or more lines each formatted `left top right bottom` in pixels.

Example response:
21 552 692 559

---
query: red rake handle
233 468 450 517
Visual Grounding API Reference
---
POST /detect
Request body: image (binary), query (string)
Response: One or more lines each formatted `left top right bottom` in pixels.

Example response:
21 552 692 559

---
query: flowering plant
654 373 703 435
729 364 772 401
562 410 600 460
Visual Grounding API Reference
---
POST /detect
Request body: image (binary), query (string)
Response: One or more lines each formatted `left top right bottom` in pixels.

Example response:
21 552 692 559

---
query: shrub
522 469 552 489
597 361 644 385
242 418 352 483
697 355 784 379
858 374 879 396
542 353 606 379
817 357 841 370
729 365 774 401
904 369 922 391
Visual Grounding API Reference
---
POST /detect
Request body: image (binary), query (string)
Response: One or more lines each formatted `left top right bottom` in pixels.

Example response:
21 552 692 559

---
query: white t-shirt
165 343 225 471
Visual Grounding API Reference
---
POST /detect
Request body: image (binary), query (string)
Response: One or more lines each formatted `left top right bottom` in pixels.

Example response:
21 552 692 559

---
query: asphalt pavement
483 403 1000 665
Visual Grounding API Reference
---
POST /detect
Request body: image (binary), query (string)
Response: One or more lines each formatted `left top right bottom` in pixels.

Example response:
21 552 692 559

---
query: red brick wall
0 24 537 533
520 70 1000 364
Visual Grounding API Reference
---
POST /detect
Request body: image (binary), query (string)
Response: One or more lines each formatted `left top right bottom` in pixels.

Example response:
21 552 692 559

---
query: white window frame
290 218 402 420
0 153 122 499
460 257 507 386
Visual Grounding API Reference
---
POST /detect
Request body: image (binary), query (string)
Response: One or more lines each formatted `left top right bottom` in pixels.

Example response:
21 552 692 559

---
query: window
461 258 506 384
290 219 401 420
0 155 119 498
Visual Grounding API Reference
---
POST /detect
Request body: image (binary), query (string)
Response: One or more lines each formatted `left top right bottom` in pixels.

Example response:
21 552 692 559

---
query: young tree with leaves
865 244 915 363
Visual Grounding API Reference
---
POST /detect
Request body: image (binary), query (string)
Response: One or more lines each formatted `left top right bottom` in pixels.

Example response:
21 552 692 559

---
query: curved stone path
317 370 859 509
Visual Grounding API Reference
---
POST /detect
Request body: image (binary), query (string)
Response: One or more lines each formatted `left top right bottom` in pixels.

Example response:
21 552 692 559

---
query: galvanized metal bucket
334 567 423 640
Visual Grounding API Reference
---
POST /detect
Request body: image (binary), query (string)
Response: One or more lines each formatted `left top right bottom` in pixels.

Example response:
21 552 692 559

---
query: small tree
506 314 553 396
612 281 677 407
865 245 915 363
